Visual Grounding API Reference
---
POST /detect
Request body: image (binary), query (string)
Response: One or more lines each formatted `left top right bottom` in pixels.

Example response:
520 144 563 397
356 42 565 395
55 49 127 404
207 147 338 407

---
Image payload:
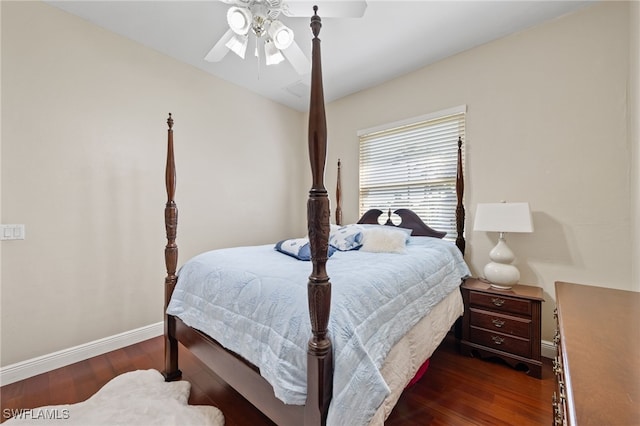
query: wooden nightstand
460 277 543 379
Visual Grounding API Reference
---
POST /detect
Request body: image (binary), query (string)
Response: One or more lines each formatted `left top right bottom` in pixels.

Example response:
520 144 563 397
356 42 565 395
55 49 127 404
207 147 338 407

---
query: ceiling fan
204 0 367 75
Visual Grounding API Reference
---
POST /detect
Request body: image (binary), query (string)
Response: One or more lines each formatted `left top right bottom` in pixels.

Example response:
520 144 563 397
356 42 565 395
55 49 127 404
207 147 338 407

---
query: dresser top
555 281 640 426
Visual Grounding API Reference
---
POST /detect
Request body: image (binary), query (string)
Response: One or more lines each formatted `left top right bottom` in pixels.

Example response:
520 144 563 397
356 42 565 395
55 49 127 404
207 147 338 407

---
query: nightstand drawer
468 291 531 316
469 308 531 338
469 327 531 358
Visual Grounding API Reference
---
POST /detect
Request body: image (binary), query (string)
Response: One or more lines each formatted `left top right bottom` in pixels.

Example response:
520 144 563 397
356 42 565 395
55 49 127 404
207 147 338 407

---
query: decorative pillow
275 238 336 261
329 224 364 251
360 226 407 253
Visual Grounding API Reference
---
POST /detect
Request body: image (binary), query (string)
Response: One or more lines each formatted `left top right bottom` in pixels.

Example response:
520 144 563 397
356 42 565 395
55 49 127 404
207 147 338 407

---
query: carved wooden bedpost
163 113 181 381
455 136 466 255
305 7 333 425
335 159 342 226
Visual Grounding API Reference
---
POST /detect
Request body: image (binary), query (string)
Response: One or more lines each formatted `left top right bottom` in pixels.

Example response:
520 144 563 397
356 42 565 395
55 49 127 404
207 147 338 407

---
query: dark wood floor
1 334 554 425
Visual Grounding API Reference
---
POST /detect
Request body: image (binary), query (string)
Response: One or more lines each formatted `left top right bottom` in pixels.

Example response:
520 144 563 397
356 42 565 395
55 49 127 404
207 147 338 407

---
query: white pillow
360 227 407 254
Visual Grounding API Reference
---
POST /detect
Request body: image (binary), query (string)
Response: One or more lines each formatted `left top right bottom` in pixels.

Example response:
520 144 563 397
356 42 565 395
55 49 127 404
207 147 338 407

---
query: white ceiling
46 0 595 112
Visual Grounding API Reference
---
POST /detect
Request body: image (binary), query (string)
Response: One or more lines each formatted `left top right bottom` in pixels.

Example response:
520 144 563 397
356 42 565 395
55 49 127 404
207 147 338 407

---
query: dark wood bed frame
162 8 465 426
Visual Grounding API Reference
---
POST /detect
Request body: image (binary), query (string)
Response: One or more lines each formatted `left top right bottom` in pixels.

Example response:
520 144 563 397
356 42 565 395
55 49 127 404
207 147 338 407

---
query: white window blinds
358 106 465 240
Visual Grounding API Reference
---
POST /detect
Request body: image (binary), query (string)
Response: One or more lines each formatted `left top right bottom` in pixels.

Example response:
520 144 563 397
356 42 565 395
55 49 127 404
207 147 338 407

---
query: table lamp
473 202 534 290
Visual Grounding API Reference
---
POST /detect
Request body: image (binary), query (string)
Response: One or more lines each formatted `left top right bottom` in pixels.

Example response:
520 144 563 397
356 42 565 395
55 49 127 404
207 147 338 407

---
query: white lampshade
474 202 534 290
473 202 533 233
268 20 294 50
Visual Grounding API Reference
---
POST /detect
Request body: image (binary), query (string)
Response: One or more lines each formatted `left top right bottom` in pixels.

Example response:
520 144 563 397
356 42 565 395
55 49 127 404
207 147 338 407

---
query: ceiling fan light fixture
225 34 249 59
264 38 285 65
268 20 294 50
227 6 252 35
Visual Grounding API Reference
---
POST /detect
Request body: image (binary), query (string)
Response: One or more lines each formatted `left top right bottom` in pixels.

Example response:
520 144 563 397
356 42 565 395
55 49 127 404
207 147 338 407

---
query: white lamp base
484 234 520 290
484 262 520 289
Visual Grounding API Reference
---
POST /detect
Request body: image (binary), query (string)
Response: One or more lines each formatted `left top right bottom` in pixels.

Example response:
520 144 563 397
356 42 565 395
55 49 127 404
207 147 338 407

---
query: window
358 105 466 241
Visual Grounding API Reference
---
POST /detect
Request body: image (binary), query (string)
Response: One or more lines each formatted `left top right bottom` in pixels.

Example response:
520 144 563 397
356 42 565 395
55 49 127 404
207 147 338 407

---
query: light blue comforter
166 236 470 425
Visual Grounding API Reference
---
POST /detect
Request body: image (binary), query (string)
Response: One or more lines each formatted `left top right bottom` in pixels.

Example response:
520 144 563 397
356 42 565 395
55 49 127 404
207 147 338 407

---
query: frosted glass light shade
227 7 252 35
225 34 248 59
264 39 285 65
268 20 294 50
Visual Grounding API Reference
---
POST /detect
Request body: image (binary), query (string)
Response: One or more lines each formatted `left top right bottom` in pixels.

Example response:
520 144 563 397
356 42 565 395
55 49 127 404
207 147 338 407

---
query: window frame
357 105 466 241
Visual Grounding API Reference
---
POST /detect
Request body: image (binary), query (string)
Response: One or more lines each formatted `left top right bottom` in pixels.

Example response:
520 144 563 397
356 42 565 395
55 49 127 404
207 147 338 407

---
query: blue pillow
329 224 364 251
275 238 336 261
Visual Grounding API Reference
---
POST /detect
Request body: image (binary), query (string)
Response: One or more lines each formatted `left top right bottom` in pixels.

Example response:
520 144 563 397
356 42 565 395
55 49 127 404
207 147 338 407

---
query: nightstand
460 277 543 379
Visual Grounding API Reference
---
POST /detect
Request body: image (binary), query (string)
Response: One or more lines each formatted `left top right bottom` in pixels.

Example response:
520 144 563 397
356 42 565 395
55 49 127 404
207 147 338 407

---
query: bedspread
166 236 470 426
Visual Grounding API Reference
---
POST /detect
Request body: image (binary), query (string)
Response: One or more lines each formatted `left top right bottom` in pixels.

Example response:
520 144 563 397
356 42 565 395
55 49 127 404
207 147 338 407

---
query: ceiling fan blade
282 1 367 18
282 40 310 75
204 28 234 62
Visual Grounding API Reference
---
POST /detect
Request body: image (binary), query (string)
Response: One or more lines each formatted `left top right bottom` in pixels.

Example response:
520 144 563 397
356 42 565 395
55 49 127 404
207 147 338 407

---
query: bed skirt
369 289 463 425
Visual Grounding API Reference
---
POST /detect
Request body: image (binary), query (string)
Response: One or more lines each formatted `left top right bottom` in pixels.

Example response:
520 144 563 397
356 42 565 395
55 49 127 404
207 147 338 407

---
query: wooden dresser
553 281 640 426
460 278 543 378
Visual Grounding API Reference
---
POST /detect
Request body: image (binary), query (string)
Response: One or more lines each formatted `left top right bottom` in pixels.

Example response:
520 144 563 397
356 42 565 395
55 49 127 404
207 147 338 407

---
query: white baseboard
0 325 557 386
0 322 163 386
541 339 556 359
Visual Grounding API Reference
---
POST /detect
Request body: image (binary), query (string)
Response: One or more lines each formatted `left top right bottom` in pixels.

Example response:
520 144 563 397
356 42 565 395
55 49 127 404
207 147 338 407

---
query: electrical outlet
1 224 25 240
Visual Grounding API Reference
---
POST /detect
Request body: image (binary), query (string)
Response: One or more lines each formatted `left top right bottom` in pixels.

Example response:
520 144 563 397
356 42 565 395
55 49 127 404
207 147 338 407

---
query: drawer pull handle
492 318 505 328
491 335 504 345
491 297 505 307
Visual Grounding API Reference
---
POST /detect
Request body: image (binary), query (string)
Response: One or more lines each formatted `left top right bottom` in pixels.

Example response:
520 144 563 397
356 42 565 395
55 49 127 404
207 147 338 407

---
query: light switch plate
1 224 25 240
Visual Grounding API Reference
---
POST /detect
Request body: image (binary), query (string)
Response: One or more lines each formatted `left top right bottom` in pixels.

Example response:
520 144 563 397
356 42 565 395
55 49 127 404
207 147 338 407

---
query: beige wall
1 1 306 366
325 1 636 341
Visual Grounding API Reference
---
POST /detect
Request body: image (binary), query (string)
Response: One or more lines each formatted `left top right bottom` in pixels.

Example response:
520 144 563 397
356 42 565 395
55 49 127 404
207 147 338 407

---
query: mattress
167 236 470 425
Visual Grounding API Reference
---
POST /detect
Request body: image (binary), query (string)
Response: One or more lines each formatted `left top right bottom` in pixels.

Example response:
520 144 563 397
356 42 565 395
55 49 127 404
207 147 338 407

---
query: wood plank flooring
1 334 554 425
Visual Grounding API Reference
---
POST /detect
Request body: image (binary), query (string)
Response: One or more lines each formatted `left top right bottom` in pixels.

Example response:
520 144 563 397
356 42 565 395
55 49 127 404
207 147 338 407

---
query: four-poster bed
162 8 468 426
